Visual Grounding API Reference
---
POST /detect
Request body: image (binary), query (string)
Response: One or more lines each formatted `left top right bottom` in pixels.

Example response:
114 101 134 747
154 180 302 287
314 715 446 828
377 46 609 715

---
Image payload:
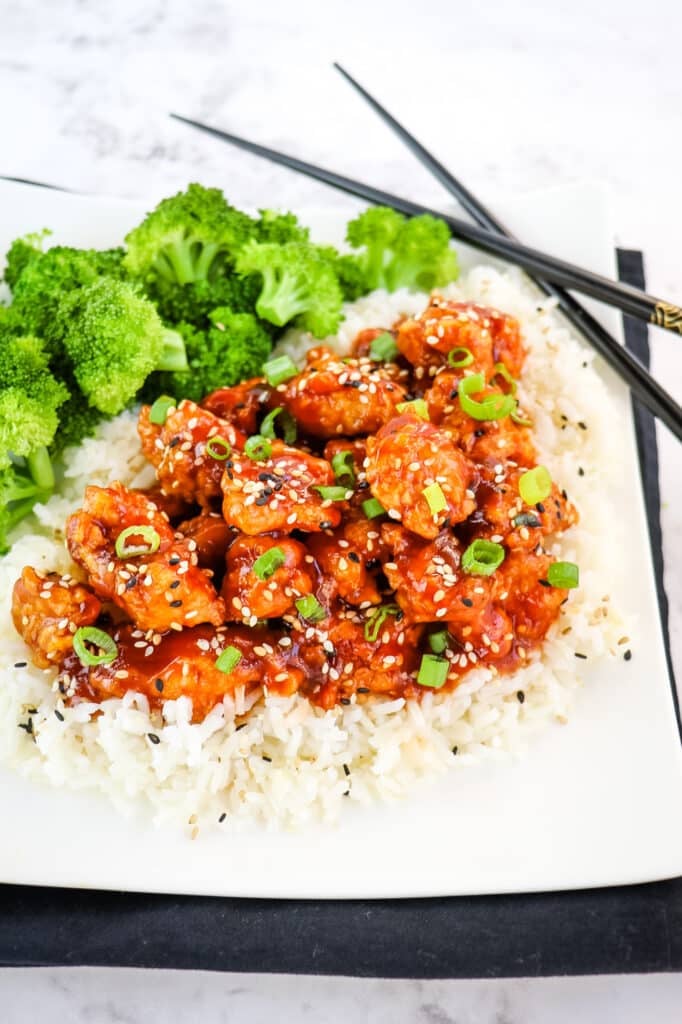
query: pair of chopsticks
171 76 681 441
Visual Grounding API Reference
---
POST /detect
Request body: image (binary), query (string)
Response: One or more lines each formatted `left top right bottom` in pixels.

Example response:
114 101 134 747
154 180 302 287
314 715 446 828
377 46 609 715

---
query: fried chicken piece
11 567 102 670
138 399 246 506
396 298 525 383
201 377 275 436
221 441 343 535
280 346 407 438
222 535 315 623
176 511 234 571
425 370 536 465
470 465 578 551
307 517 384 608
365 414 476 538
59 623 304 721
66 482 225 632
492 550 568 645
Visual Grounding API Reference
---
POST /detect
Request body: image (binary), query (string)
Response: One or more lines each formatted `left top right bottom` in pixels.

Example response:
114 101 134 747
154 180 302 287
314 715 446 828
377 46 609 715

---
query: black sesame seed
168 437 180 448
319 521 333 530
561 489 568 500
170 580 181 589
517 691 525 704
348 552 360 563
535 502 545 514
461 597 473 607
54 709 65 721
449 389 459 400
170 599 183 608
14 661 27 668
578 421 587 430
473 428 486 438
155 679 164 693
574 652 587 660
343 790 350 797
169 556 181 566
125 577 138 590
235 722 248 731
147 732 161 744
578 467 584 477
218 812 227 823
343 763 350 776
538 579 551 587
340 697 351 705
624 649 632 661
262 754 272 763
452 745 458 756
357 686 370 694
255 494 270 506
18 720 33 734
357 481 370 491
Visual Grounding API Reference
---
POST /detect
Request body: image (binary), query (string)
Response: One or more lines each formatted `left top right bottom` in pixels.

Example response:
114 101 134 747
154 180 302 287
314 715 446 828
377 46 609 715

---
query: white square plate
1 178 680 898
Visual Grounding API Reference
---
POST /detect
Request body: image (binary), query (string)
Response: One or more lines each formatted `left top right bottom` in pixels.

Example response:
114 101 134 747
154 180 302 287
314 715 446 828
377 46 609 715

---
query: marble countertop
1 0 680 1020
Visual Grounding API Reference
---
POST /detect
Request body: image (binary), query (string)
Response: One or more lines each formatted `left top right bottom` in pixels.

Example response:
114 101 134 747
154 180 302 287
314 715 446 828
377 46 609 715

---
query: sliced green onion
331 450 356 488
547 561 580 589
396 398 429 420
519 466 552 505
369 331 398 361
253 546 286 581
260 407 297 444
417 653 449 688
364 604 400 642
244 435 272 461
295 594 326 623
461 539 505 576
448 347 474 368
511 406 533 427
314 485 350 501
73 627 118 667
115 525 161 559
205 436 232 461
422 482 448 516
362 497 386 519
428 629 449 654
491 362 517 395
263 354 298 386
458 372 515 421
149 395 176 425
216 645 242 674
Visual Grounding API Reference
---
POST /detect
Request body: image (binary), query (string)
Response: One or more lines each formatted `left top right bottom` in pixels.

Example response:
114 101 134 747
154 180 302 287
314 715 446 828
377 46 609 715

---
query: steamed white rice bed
0 267 631 830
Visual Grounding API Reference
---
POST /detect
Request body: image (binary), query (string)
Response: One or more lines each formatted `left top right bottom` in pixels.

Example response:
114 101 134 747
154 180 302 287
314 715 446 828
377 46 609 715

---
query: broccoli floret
0 332 68 477
345 206 459 293
319 249 370 302
256 209 310 245
124 183 257 287
9 243 126 347
3 229 51 289
57 278 187 415
157 308 272 403
0 464 53 554
235 240 343 337
145 272 262 327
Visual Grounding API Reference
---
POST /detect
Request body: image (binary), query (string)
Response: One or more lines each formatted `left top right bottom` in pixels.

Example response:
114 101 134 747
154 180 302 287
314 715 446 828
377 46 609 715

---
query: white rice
0 267 632 831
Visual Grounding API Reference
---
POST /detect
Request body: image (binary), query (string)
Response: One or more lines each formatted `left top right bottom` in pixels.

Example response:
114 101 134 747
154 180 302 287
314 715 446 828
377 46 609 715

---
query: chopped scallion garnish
295 594 326 623
362 497 386 519
448 347 474 368
547 561 580 589
149 395 176 425
428 630 449 654
491 362 517 395
73 627 118 667
314 485 350 501
369 331 399 361
205 436 232 461
396 398 429 420
458 372 515 421
422 482 448 515
417 653 449 688
115 525 161 559
331 450 356 488
253 546 286 581
511 407 533 427
263 355 298 386
364 604 400 642
260 407 297 444
519 466 552 505
216 646 242 674
461 539 505 576
244 435 272 461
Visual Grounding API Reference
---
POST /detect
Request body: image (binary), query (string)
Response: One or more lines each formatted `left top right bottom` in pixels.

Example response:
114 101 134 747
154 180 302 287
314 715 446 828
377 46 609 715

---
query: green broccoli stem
255 269 309 327
158 329 189 372
162 237 221 285
26 446 55 490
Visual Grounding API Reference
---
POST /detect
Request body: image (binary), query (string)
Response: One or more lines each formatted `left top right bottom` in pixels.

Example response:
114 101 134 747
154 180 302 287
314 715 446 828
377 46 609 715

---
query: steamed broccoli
256 209 310 245
235 240 343 337
0 331 69 550
124 183 257 286
3 229 51 290
57 278 187 415
145 272 262 327
344 207 459 292
8 240 126 346
156 308 272 403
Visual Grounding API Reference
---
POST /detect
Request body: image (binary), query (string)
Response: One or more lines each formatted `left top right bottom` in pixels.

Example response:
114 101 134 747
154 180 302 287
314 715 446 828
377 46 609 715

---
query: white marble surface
0 0 680 1019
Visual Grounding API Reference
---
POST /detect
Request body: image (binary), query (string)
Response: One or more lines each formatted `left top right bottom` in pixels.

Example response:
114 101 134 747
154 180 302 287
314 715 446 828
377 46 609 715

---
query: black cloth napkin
0 251 679 977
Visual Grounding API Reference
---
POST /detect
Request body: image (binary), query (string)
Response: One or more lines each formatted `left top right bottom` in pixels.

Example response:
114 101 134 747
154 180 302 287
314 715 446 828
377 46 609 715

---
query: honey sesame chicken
12 295 580 723
280 345 407 438
66 482 225 632
138 399 246 506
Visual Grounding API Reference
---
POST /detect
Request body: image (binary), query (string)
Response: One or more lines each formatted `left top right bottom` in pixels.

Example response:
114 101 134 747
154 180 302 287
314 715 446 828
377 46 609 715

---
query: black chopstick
332 64 682 443
170 112 682 340
170 111 682 442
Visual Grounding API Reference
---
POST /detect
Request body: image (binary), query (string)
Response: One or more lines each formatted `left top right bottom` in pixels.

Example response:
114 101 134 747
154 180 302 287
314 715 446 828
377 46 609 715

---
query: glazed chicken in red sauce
12 295 579 721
